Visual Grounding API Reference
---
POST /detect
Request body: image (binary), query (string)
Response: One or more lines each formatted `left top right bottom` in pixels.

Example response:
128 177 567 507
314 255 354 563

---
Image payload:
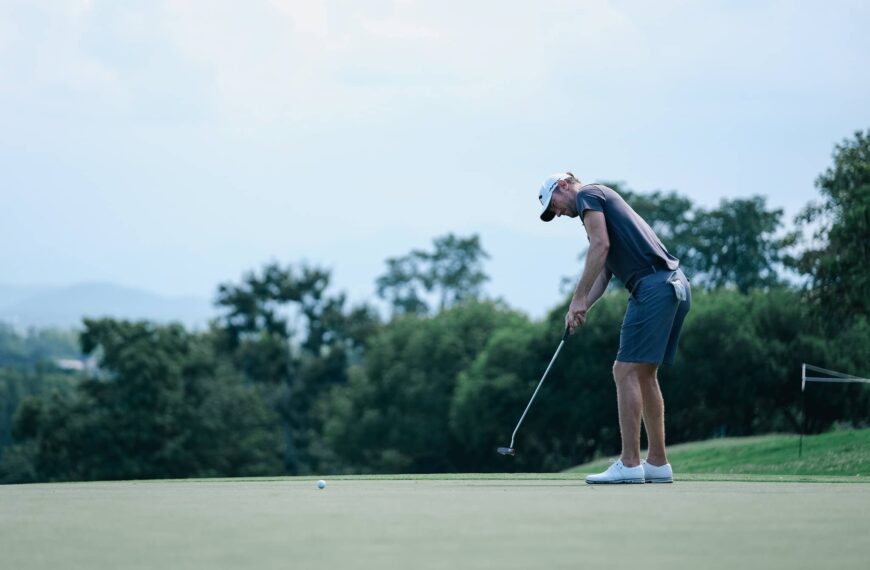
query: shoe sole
644 478 673 483
585 478 645 484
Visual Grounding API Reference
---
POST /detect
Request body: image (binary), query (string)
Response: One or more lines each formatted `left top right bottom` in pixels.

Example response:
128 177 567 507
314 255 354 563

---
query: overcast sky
2 0 868 318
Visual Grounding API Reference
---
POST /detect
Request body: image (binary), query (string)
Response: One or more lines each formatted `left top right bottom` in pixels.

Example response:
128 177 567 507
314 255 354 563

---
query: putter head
497 446 516 456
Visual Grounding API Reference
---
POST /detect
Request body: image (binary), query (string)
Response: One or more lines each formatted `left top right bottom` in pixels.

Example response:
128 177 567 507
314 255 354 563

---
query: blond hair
564 172 581 185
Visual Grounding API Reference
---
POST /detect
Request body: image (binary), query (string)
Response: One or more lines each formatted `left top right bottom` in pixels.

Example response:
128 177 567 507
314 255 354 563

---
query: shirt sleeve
575 185 606 221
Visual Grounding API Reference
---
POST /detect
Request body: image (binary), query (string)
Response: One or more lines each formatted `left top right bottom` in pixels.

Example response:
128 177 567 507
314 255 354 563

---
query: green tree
0 324 81 471
668 289 868 439
0 323 80 368
214 262 381 473
376 233 489 316
214 263 328 383
617 184 695 263
0 367 73 455
794 129 870 320
451 288 868 473
450 295 627 472
0 323 27 368
1 319 282 483
321 300 524 473
375 255 430 316
214 262 377 378
575 186 792 293
681 196 792 292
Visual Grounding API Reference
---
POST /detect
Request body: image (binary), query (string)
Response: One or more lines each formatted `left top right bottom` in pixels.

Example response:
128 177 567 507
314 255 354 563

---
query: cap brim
538 181 557 222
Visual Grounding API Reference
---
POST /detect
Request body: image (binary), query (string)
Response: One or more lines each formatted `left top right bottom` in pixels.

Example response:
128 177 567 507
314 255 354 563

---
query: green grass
568 428 870 477
3 431 869 569
4 477 870 570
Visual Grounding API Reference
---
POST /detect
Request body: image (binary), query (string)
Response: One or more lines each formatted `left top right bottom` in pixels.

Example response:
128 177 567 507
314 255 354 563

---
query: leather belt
625 264 665 293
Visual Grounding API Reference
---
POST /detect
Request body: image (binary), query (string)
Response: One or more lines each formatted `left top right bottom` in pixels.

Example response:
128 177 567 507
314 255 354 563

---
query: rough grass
568 428 870 478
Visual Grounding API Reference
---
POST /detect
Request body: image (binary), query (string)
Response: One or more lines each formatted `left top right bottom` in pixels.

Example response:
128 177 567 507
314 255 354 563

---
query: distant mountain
0 283 216 330
0 285 54 308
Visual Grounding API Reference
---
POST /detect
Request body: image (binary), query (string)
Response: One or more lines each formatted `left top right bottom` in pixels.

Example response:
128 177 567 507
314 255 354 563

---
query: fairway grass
3 476 869 570
569 428 870 478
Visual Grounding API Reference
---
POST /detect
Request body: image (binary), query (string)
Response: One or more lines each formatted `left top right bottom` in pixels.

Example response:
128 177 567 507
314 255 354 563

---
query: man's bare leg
612 361 653 467
639 368 669 466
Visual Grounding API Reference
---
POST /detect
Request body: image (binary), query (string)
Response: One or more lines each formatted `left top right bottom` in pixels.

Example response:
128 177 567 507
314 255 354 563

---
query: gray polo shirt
575 184 679 285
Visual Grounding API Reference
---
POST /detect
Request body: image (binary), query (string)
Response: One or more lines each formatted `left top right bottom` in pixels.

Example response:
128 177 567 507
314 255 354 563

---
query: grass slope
568 428 870 477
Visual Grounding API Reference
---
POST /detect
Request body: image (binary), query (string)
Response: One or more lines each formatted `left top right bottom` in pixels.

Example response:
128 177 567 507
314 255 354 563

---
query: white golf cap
538 173 570 222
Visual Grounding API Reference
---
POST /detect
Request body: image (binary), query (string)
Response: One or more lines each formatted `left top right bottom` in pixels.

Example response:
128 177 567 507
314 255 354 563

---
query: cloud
0 0 867 315
5 0 864 130
0 2 119 99
161 1 449 123
0 1 219 125
152 0 649 124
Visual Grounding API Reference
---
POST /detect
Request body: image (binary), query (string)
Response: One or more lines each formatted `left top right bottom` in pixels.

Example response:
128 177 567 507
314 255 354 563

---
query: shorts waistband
625 264 674 293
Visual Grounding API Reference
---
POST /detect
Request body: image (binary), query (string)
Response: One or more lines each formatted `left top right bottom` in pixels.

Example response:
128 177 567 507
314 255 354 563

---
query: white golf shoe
642 460 673 483
585 460 645 484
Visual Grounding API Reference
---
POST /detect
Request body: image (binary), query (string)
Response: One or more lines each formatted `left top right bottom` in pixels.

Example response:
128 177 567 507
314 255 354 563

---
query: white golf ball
317 479 326 489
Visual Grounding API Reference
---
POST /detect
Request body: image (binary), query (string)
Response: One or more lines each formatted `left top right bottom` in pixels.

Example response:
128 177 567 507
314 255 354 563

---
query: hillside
567 429 870 477
0 283 215 329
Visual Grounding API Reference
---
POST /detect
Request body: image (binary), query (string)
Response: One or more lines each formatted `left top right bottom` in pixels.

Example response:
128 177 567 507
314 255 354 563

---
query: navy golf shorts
616 268 691 365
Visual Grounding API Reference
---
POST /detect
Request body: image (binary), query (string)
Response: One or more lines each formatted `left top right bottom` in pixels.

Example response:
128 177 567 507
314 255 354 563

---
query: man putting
538 172 691 484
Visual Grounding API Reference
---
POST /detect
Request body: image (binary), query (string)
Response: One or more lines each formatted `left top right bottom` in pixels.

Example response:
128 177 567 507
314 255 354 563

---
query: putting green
3 477 868 570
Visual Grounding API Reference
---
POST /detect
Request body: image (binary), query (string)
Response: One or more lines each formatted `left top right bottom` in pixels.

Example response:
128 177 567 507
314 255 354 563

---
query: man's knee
613 361 638 384
613 361 657 384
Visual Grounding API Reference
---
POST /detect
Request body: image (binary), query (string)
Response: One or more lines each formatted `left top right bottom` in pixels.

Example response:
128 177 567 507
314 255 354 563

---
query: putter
497 325 571 456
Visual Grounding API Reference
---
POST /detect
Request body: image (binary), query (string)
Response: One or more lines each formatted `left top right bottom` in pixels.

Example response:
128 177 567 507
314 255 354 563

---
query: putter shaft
505 326 570 451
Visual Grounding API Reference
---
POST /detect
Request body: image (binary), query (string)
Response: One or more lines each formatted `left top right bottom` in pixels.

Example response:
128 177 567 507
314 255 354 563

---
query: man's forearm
572 242 609 303
586 269 611 308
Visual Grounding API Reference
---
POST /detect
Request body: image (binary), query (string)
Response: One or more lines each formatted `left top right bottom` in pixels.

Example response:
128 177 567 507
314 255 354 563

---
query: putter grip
562 325 570 342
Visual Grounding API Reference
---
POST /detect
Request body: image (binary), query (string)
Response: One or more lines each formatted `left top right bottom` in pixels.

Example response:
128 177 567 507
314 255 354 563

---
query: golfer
538 172 691 484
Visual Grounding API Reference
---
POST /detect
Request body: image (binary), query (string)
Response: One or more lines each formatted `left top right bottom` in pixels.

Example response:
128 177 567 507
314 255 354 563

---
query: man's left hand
565 298 588 334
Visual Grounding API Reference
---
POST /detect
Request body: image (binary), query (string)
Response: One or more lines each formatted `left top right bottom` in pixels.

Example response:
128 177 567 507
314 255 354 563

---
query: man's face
548 186 577 219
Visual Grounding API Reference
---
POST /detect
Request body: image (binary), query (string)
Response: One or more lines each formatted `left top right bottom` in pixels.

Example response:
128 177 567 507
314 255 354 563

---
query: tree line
1 129 867 483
